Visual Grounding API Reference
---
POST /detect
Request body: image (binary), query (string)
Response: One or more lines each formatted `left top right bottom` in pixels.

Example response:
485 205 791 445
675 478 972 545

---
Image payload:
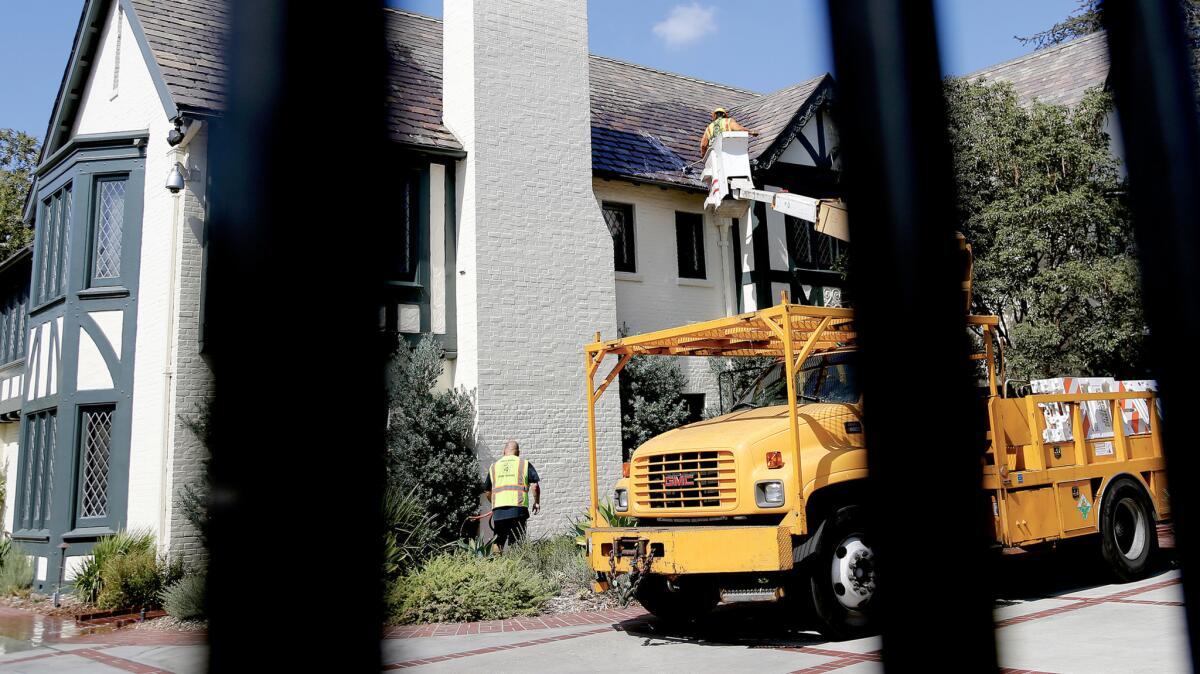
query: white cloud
652 3 717 49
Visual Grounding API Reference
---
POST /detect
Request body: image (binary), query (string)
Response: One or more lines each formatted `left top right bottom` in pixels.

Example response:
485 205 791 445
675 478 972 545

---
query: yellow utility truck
582 301 1168 639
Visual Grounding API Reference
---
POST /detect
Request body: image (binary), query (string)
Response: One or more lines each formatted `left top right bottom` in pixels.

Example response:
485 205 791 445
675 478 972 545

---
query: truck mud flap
793 519 827 566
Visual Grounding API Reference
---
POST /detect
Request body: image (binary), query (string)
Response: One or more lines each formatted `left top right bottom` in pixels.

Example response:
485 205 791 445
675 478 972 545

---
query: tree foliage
618 354 689 459
945 79 1145 379
386 335 480 539
1018 0 1200 84
0 130 37 260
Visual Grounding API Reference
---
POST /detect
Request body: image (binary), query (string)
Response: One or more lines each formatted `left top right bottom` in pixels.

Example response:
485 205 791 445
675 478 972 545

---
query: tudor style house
7 0 1116 588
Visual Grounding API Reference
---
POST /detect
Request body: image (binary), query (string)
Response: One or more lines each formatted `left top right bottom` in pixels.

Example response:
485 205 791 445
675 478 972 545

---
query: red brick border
0 648 174 673
995 577 1181 628
383 626 612 669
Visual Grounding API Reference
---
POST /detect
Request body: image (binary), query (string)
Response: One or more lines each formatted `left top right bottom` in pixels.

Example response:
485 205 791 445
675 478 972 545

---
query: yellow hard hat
712 107 727 118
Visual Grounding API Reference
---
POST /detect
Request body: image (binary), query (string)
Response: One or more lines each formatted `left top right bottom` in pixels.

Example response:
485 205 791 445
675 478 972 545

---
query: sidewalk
0 567 1185 672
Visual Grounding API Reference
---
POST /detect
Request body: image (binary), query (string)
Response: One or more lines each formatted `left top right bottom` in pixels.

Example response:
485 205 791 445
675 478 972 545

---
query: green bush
74 529 156 604
388 553 557 624
162 573 206 620
0 537 32 596
383 486 443 578
386 335 481 539
95 547 183 611
506 535 591 596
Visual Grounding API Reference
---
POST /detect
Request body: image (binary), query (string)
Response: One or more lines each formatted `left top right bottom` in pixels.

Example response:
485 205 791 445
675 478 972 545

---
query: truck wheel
810 506 875 640
635 575 718 625
1100 478 1157 582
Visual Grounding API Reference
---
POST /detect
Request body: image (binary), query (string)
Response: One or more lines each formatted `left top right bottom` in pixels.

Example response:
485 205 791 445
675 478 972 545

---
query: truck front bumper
587 525 794 576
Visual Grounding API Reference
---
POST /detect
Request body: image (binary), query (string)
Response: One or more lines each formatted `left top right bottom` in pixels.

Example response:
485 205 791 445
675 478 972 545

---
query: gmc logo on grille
663 473 695 488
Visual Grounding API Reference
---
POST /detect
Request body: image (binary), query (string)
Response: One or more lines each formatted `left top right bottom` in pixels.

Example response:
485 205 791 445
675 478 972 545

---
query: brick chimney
443 0 621 533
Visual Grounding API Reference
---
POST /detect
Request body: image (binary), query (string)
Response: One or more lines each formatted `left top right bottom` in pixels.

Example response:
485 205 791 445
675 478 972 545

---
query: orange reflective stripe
493 485 529 493
519 458 528 486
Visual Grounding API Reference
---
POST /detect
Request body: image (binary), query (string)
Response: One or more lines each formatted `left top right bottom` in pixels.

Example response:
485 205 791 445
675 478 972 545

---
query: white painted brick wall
71 1 214 559
594 179 731 408
444 0 621 535
163 131 214 567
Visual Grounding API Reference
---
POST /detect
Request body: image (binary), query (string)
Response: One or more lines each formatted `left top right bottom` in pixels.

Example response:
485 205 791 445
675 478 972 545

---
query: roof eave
753 75 837 172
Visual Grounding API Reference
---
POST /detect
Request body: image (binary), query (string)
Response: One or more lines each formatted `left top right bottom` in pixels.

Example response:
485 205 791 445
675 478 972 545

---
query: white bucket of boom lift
703 131 752 213
702 130 850 242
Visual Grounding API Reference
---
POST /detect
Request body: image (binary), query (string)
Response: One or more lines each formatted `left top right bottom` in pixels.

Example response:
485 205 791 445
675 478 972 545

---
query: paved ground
0 547 1187 672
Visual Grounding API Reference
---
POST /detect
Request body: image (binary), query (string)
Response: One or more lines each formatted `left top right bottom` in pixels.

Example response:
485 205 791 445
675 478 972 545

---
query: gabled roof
128 0 228 113
729 75 832 171
386 10 462 153
44 3 834 188
589 55 759 188
968 31 1109 107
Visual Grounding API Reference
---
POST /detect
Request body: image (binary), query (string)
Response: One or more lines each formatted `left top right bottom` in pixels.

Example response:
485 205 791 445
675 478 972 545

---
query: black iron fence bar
206 2 389 670
1103 0 1200 667
825 1 1000 669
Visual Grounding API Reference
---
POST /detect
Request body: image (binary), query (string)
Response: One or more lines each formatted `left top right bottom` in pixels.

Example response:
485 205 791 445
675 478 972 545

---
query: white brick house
8 0 1110 585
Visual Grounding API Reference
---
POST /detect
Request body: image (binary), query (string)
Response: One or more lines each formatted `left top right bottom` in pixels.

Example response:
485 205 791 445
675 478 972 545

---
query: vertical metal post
779 304 806 524
586 345 601 526
826 1 998 669
1104 0 1200 664
206 2 387 670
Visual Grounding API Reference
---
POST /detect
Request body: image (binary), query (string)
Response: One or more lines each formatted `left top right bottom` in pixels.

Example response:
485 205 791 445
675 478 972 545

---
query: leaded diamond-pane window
92 177 126 282
79 406 115 519
17 410 56 532
36 184 71 303
603 202 636 273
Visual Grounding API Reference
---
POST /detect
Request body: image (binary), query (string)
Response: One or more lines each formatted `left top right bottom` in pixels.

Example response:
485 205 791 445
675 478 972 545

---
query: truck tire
635 575 718 625
809 506 875 640
1100 478 1157 582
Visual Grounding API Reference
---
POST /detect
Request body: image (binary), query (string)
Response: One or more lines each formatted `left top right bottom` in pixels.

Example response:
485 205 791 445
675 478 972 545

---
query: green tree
386 335 481 539
945 79 1145 379
618 352 690 460
0 130 38 260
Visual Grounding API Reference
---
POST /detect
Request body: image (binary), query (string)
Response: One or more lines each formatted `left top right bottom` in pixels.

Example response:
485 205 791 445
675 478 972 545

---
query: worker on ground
700 107 758 157
482 440 541 551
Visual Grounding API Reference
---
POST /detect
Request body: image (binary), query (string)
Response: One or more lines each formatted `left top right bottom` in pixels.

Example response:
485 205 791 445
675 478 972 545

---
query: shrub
570 500 636 538
74 530 156 604
388 553 557 624
619 347 690 459
95 547 184 611
506 535 591 596
0 537 32 596
162 573 206 621
383 486 443 579
386 336 481 539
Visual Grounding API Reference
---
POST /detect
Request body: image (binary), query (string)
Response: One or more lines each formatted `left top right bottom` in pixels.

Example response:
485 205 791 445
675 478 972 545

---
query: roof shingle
967 31 1109 107
121 3 830 185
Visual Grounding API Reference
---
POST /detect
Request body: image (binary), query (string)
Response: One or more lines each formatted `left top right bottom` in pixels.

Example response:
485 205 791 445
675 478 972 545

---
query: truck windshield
731 352 858 410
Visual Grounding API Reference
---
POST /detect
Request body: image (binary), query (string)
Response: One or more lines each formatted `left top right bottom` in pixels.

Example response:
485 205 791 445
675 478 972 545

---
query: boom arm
702 131 849 242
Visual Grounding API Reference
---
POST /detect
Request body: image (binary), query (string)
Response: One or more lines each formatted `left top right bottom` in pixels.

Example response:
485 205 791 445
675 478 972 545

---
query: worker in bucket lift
701 107 758 157
482 440 541 551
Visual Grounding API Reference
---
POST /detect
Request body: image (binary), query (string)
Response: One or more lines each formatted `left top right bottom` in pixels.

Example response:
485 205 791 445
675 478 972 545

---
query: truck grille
633 450 736 509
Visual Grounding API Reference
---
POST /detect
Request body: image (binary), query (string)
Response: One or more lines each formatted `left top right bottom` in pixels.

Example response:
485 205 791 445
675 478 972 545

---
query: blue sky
1 1 1081 141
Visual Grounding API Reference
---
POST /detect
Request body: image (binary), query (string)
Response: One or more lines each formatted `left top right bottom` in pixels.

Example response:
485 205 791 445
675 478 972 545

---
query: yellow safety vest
703 117 731 145
490 456 530 509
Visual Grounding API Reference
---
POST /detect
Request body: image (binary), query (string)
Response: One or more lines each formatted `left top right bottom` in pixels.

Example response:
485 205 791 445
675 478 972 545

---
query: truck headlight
756 480 785 507
615 488 629 511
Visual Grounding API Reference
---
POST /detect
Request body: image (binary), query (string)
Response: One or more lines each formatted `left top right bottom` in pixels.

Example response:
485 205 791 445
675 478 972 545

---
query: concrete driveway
383 548 1189 674
0 547 1186 672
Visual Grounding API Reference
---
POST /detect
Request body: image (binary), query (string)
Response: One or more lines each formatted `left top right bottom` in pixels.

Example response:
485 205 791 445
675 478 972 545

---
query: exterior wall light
166 162 186 193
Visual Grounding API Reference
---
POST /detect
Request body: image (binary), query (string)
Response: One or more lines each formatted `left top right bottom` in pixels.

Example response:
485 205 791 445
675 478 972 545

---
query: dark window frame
675 211 707 279
35 184 73 305
87 173 130 288
603 201 637 273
